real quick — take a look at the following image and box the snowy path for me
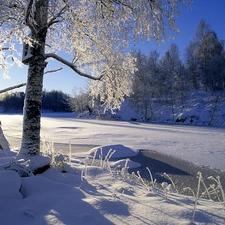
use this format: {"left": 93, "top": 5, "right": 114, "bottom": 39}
{"left": 1, "top": 113, "right": 225, "bottom": 171}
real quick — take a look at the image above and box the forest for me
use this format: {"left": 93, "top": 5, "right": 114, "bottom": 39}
{"left": 129, "top": 19, "right": 225, "bottom": 121}
{"left": 1, "top": 20, "right": 224, "bottom": 118}
{"left": 0, "top": 90, "right": 71, "bottom": 112}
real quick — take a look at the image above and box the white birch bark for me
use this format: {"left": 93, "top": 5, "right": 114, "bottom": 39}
{"left": 19, "top": 0, "right": 49, "bottom": 156}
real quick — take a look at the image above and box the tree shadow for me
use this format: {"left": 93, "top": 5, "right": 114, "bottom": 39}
{"left": 2, "top": 175, "right": 130, "bottom": 225}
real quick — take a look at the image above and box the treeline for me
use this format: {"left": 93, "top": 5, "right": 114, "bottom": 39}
{"left": 0, "top": 90, "right": 71, "bottom": 112}
{"left": 131, "top": 19, "right": 225, "bottom": 120}
{"left": 1, "top": 19, "right": 224, "bottom": 119}
{"left": 66, "top": 19, "right": 225, "bottom": 120}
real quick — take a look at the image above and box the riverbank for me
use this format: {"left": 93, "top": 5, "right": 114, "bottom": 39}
{"left": 129, "top": 150, "right": 225, "bottom": 201}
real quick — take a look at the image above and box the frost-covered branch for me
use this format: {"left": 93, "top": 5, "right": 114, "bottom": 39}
{"left": 45, "top": 53, "right": 104, "bottom": 81}
{"left": 0, "top": 83, "right": 26, "bottom": 94}
{"left": 44, "top": 5, "right": 67, "bottom": 30}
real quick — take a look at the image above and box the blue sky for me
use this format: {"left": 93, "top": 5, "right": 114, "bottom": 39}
{"left": 1, "top": 0, "right": 225, "bottom": 95}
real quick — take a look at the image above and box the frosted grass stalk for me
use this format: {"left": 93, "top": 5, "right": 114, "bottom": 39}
{"left": 200, "top": 176, "right": 211, "bottom": 200}
{"left": 163, "top": 172, "right": 178, "bottom": 193}
{"left": 136, "top": 171, "right": 151, "bottom": 192}
{"left": 146, "top": 167, "right": 155, "bottom": 189}
{"left": 208, "top": 176, "right": 225, "bottom": 202}
{"left": 192, "top": 171, "right": 202, "bottom": 222}
{"left": 91, "top": 150, "right": 97, "bottom": 166}
{"left": 103, "top": 149, "right": 115, "bottom": 168}
{"left": 99, "top": 148, "right": 103, "bottom": 168}
{"left": 217, "top": 177, "right": 225, "bottom": 202}
{"left": 69, "top": 141, "right": 72, "bottom": 164}
{"left": 183, "top": 187, "right": 195, "bottom": 197}
{"left": 51, "top": 142, "right": 55, "bottom": 164}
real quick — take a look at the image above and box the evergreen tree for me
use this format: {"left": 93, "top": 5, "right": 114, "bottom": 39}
{"left": 197, "top": 31, "right": 225, "bottom": 90}
{"left": 185, "top": 19, "right": 225, "bottom": 91}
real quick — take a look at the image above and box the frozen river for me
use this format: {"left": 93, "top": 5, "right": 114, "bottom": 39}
{"left": 1, "top": 113, "right": 225, "bottom": 171}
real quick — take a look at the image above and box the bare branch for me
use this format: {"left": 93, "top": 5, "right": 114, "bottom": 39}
{"left": 24, "top": 0, "right": 38, "bottom": 34}
{"left": 24, "top": 0, "right": 34, "bottom": 25}
{"left": 44, "top": 67, "right": 63, "bottom": 74}
{"left": 0, "top": 83, "right": 26, "bottom": 94}
{"left": 0, "top": 48, "right": 9, "bottom": 51}
{"left": 38, "top": 5, "right": 67, "bottom": 35}
{"left": 45, "top": 53, "right": 104, "bottom": 81}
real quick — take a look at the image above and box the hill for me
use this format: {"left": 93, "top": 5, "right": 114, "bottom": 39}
{"left": 103, "top": 90, "right": 225, "bottom": 127}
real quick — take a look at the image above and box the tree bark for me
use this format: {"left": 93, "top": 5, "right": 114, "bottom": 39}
{"left": 19, "top": 57, "right": 47, "bottom": 156}
{"left": 19, "top": 0, "right": 48, "bottom": 157}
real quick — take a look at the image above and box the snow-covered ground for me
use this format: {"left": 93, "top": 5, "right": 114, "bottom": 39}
{"left": 115, "top": 90, "right": 225, "bottom": 127}
{"left": 0, "top": 113, "right": 225, "bottom": 224}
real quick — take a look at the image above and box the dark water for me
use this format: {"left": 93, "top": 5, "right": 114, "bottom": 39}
{"left": 128, "top": 150, "right": 225, "bottom": 201}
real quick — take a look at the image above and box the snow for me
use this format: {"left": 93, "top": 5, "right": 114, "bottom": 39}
{"left": 109, "top": 158, "right": 141, "bottom": 169}
{"left": 29, "top": 155, "right": 51, "bottom": 171}
{"left": 2, "top": 113, "right": 225, "bottom": 171}
{"left": 0, "top": 160, "right": 224, "bottom": 224}
{"left": 85, "top": 144, "right": 138, "bottom": 159}
{"left": 116, "top": 91, "right": 225, "bottom": 127}
{"left": 0, "top": 170, "right": 22, "bottom": 199}
{"left": 0, "top": 110, "right": 225, "bottom": 224}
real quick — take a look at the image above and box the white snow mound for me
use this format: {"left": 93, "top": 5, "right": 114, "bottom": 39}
{"left": 87, "top": 144, "right": 138, "bottom": 159}
{"left": 29, "top": 155, "right": 51, "bottom": 171}
{"left": 110, "top": 159, "right": 141, "bottom": 169}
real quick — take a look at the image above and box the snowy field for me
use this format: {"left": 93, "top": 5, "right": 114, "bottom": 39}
{"left": 0, "top": 113, "right": 225, "bottom": 224}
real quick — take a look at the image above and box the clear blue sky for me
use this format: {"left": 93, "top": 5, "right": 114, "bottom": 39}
{"left": 1, "top": 0, "right": 225, "bottom": 95}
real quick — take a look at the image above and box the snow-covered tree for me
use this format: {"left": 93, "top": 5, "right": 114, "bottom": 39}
{"left": 197, "top": 31, "right": 225, "bottom": 91}
{"left": 194, "top": 19, "right": 212, "bottom": 44}
{"left": 0, "top": 0, "right": 192, "bottom": 156}
{"left": 159, "top": 44, "right": 186, "bottom": 118}
{"left": 185, "top": 19, "right": 225, "bottom": 91}
{"left": 159, "top": 44, "right": 181, "bottom": 96}
{"left": 185, "top": 40, "right": 201, "bottom": 89}
{"left": 69, "top": 87, "right": 92, "bottom": 113}
{"left": 132, "top": 50, "right": 160, "bottom": 121}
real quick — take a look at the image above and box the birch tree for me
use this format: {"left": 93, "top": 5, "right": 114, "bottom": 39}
{"left": 0, "top": 0, "right": 192, "bottom": 157}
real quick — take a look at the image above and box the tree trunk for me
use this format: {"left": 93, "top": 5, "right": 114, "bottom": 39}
{"left": 18, "top": 0, "right": 48, "bottom": 157}
{"left": 19, "top": 57, "right": 47, "bottom": 156}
